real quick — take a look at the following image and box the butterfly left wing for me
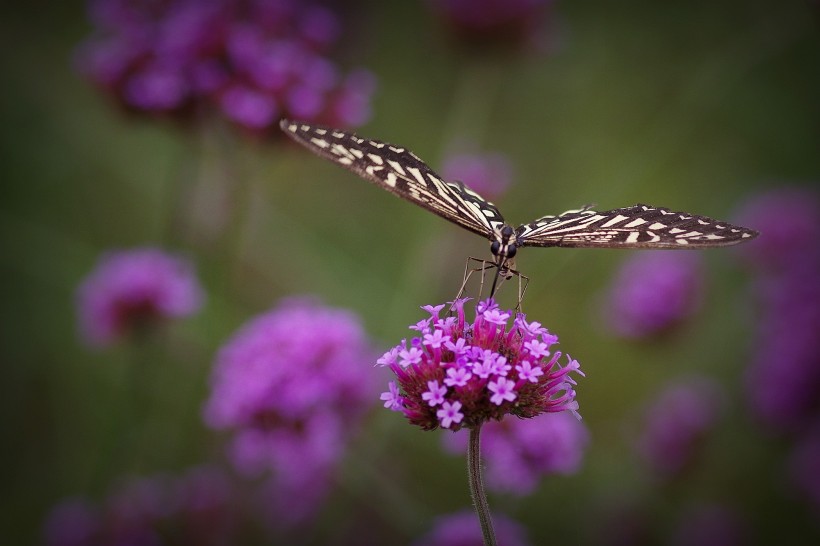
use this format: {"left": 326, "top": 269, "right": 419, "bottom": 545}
{"left": 280, "top": 120, "right": 505, "bottom": 239}
{"left": 516, "top": 204, "right": 758, "bottom": 248}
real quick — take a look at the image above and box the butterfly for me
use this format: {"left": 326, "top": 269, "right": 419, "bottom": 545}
{"left": 280, "top": 119, "right": 758, "bottom": 277}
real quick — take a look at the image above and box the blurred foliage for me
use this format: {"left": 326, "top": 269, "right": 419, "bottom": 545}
{"left": 1, "top": 0, "right": 818, "bottom": 544}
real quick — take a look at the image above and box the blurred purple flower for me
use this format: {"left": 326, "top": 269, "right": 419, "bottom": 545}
{"left": 75, "top": 0, "right": 377, "bottom": 133}
{"left": 44, "top": 467, "right": 236, "bottom": 546}
{"left": 744, "top": 266, "right": 820, "bottom": 430}
{"left": 412, "top": 509, "right": 531, "bottom": 546}
{"left": 602, "top": 251, "right": 704, "bottom": 339}
{"left": 76, "top": 247, "right": 204, "bottom": 348}
{"left": 442, "top": 411, "right": 588, "bottom": 495}
{"left": 203, "top": 297, "right": 377, "bottom": 527}
{"left": 379, "top": 298, "right": 583, "bottom": 431}
{"left": 733, "top": 187, "right": 820, "bottom": 272}
{"left": 636, "top": 377, "right": 723, "bottom": 479}
{"left": 735, "top": 187, "right": 820, "bottom": 431}
{"left": 441, "top": 150, "right": 514, "bottom": 200}
{"left": 428, "top": 0, "right": 555, "bottom": 52}
{"left": 669, "top": 503, "right": 750, "bottom": 546}
{"left": 788, "top": 424, "right": 820, "bottom": 515}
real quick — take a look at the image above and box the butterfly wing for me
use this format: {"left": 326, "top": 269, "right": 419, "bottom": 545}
{"left": 516, "top": 204, "right": 758, "bottom": 248}
{"left": 280, "top": 120, "right": 505, "bottom": 238}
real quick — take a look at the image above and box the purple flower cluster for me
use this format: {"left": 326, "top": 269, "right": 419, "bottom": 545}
{"left": 442, "top": 411, "right": 588, "bottom": 495}
{"left": 636, "top": 377, "right": 723, "bottom": 479}
{"left": 76, "top": 247, "right": 204, "bottom": 347}
{"left": 379, "top": 298, "right": 583, "bottom": 431}
{"left": 441, "top": 150, "right": 514, "bottom": 200}
{"left": 44, "top": 466, "right": 235, "bottom": 546}
{"left": 412, "top": 509, "right": 531, "bottom": 546}
{"left": 76, "top": 0, "right": 376, "bottom": 133}
{"left": 732, "top": 188, "right": 820, "bottom": 431}
{"left": 602, "top": 251, "right": 703, "bottom": 339}
{"left": 428, "top": 0, "right": 555, "bottom": 52}
{"left": 203, "top": 297, "right": 377, "bottom": 526}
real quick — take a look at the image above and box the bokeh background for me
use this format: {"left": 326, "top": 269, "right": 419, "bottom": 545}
{"left": 2, "top": 0, "right": 819, "bottom": 544}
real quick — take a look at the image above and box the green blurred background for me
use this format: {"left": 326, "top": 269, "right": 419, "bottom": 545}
{"left": 1, "top": 0, "right": 818, "bottom": 544}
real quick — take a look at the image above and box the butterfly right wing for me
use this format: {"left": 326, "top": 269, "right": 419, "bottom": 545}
{"left": 280, "top": 120, "right": 505, "bottom": 238}
{"left": 516, "top": 204, "right": 759, "bottom": 248}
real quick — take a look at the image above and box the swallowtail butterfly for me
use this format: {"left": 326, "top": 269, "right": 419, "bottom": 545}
{"left": 280, "top": 120, "right": 758, "bottom": 274}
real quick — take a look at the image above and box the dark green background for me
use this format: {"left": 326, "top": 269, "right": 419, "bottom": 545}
{"left": 1, "top": 1, "right": 818, "bottom": 544}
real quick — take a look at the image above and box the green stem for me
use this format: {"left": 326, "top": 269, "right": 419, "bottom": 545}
{"left": 468, "top": 424, "right": 497, "bottom": 546}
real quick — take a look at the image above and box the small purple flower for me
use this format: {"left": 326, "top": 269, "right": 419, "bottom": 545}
{"left": 380, "top": 298, "right": 583, "bottom": 431}
{"left": 422, "top": 303, "right": 447, "bottom": 318}
{"left": 523, "top": 338, "right": 551, "bottom": 359}
{"left": 488, "top": 377, "right": 517, "bottom": 405}
{"left": 399, "top": 346, "right": 424, "bottom": 368}
{"left": 437, "top": 401, "right": 465, "bottom": 429}
{"left": 203, "top": 297, "right": 377, "bottom": 526}
{"left": 601, "top": 251, "right": 704, "bottom": 339}
{"left": 376, "top": 345, "right": 401, "bottom": 367}
{"left": 411, "top": 318, "right": 433, "bottom": 333}
{"left": 412, "top": 509, "right": 531, "bottom": 546}
{"left": 76, "top": 247, "right": 204, "bottom": 348}
{"left": 515, "top": 360, "right": 543, "bottom": 383}
{"left": 424, "top": 329, "right": 451, "bottom": 349}
{"left": 441, "top": 150, "right": 515, "bottom": 200}
{"left": 444, "top": 366, "right": 472, "bottom": 387}
{"left": 442, "top": 412, "right": 589, "bottom": 495}
{"left": 381, "top": 381, "right": 403, "bottom": 410}
{"left": 423, "top": 380, "right": 448, "bottom": 407}
{"left": 482, "top": 307, "right": 511, "bottom": 325}
{"left": 636, "top": 377, "right": 722, "bottom": 479}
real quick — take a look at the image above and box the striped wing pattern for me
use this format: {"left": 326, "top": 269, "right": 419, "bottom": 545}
{"left": 516, "top": 204, "right": 758, "bottom": 248}
{"left": 280, "top": 120, "right": 758, "bottom": 254}
{"left": 280, "top": 120, "right": 505, "bottom": 238}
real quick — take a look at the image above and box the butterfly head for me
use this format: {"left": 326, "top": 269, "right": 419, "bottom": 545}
{"left": 491, "top": 225, "right": 518, "bottom": 270}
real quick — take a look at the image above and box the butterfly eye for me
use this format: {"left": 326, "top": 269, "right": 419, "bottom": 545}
{"left": 506, "top": 245, "right": 517, "bottom": 258}
{"left": 490, "top": 241, "right": 501, "bottom": 255}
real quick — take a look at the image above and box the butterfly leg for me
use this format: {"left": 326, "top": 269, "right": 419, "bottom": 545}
{"left": 451, "top": 257, "right": 496, "bottom": 309}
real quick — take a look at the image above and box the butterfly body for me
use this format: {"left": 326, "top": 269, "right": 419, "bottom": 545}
{"left": 280, "top": 119, "right": 758, "bottom": 272}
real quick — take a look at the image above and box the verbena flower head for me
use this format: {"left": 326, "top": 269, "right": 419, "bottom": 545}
{"left": 602, "top": 251, "right": 703, "bottom": 339}
{"left": 43, "top": 467, "right": 236, "bottom": 546}
{"left": 636, "top": 377, "right": 722, "bottom": 479}
{"left": 76, "top": 247, "right": 204, "bottom": 347}
{"left": 75, "top": 0, "right": 377, "bottom": 134}
{"left": 379, "top": 298, "right": 583, "bottom": 431}
{"left": 441, "top": 150, "right": 514, "bottom": 200}
{"left": 412, "top": 509, "right": 531, "bottom": 546}
{"left": 442, "top": 411, "right": 588, "bottom": 495}
{"left": 203, "top": 297, "right": 377, "bottom": 525}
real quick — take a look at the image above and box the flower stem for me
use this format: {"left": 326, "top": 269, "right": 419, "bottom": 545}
{"left": 468, "top": 424, "right": 497, "bottom": 546}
